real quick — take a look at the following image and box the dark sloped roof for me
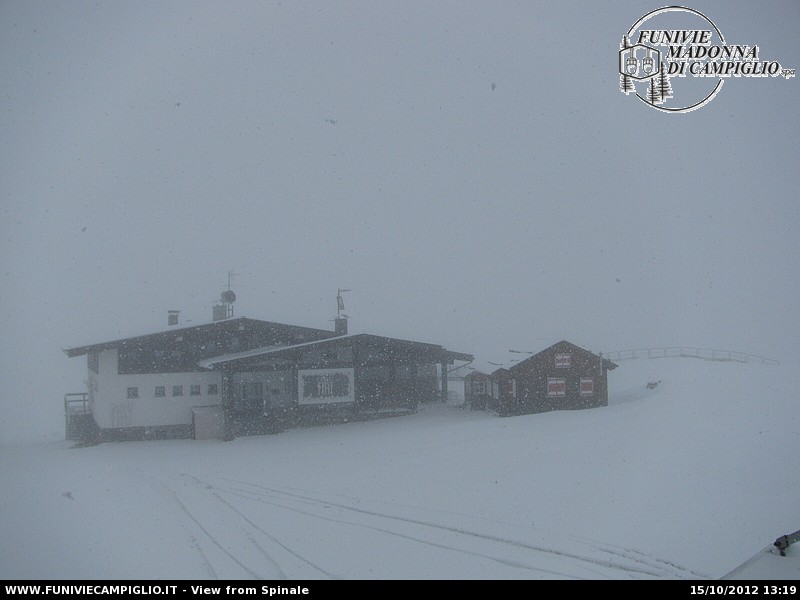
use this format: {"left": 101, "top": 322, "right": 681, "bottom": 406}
{"left": 63, "top": 316, "right": 337, "bottom": 358}
{"left": 200, "top": 333, "right": 473, "bottom": 370}
{"left": 508, "top": 340, "right": 618, "bottom": 373}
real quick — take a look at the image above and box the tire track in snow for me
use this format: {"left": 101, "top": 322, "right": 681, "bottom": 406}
{"left": 128, "top": 468, "right": 220, "bottom": 579}
{"left": 212, "top": 476, "right": 678, "bottom": 578}
{"left": 587, "top": 543, "right": 707, "bottom": 579}
{"left": 220, "top": 487, "right": 582, "bottom": 579}
{"left": 190, "top": 534, "right": 220, "bottom": 579}
{"left": 212, "top": 492, "right": 338, "bottom": 580}
{"left": 267, "top": 480, "right": 699, "bottom": 578}
{"left": 132, "top": 469, "right": 286, "bottom": 580}
{"left": 175, "top": 473, "right": 295, "bottom": 579}
{"left": 148, "top": 476, "right": 264, "bottom": 579}
{"left": 220, "top": 490, "right": 570, "bottom": 577}
{"left": 177, "top": 473, "right": 335, "bottom": 579}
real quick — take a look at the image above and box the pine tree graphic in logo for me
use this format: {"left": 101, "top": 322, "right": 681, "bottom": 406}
{"left": 656, "top": 63, "right": 673, "bottom": 103}
{"left": 619, "top": 36, "right": 636, "bottom": 95}
{"left": 618, "top": 35, "right": 670, "bottom": 105}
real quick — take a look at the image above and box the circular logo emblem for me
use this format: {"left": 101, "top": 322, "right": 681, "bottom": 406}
{"left": 619, "top": 6, "right": 793, "bottom": 114}
{"left": 620, "top": 6, "right": 725, "bottom": 113}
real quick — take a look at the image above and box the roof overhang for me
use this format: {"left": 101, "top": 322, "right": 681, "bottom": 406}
{"left": 200, "top": 333, "right": 473, "bottom": 370}
{"left": 508, "top": 340, "right": 618, "bottom": 373}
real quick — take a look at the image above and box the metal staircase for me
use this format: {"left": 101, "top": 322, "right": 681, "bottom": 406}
{"left": 64, "top": 393, "right": 92, "bottom": 441}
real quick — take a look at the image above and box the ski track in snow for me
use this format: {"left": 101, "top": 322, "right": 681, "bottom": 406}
{"left": 133, "top": 469, "right": 280, "bottom": 580}
{"left": 220, "top": 486, "right": 581, "bottom": 579}
{"left": 124, "top": 443, "right": 709, "bottom": 580}
{"left": 221, "top": 477, "right": 708, "bottom": 579}
{"left": 189, "top": 534, "right": 220, "bottom": 580}
{"left": 586, "top": 543, "right": 707, "bottom": 579}
{"left": 211, "top": 491, "right": 339, "bottom": 580}
{"left": 202, "top": 475, "right": 699, "bottom": 579}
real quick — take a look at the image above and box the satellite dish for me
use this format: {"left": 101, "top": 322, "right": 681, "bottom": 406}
{"left": 221, "top": 290, "right": 236, "bottom": 304}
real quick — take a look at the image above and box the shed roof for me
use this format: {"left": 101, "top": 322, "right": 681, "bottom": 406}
{"left": 508, "top": 340, "right": 618, "bottom": 373}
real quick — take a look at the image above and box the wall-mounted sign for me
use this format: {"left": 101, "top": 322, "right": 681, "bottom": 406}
{"left": 555, "top": 353, "right": 571, "bottom": 368}
{"left": 298, "top": 368, "right": 355, "bottom": 404}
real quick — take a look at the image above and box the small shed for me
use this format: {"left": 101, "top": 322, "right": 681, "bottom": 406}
{"left": 506, "top": 341, "right": 617, "bottom": 415}
{"left": 488, "top": 367, "right": 517, "bottom": 415}
{"left": 464, "top": 371, "right": 492, "bottom": 411}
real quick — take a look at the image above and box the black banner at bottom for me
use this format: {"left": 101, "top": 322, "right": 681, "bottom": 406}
{"left": 2, "top": 581, "right": 799, "bottom": 597}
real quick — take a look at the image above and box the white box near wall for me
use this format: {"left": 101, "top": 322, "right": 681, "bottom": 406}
{"left": 192, "top": 405, "right": 224, "bottom": 440}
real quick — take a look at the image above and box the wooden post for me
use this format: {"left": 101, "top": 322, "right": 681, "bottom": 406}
{"left": 222, "top": 365, "right": 236, "bottom": 441}
{"left": 351, "top": 345, "right": 359, "bottom": 408}
{"left": 440, "top": 361, "right": 448, "bottom": 402}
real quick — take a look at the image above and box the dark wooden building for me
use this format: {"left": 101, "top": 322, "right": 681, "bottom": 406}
{"left": 501, "top": 341, "right": 617, "bottom": 415}
{"left": 487, "top": 367, "right": 516, "bottom": 414}
{"left": 201, "top": 332, "right": 472, "bottom": 437}
{"left": 464, "top": 371, "right": 492, "bottom": 410}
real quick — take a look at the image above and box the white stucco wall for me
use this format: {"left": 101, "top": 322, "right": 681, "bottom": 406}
{"left": 88, "top": 349, "right": 222, "bottom": 429}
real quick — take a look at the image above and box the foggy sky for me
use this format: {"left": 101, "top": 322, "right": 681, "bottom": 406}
{"left": 1, "top": 1, "right": 798, "bottom": 441}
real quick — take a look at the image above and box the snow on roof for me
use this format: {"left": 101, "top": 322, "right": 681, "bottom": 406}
{"left": 198, "top": 334, "right": 360, "bottom": 369}
{"left": 199, "top": 333, "right": 473, "bottom": 368}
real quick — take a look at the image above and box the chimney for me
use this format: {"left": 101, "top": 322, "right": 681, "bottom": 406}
{"left": 334, "top": 317, "right": 348, "bottom": 336}
{"left": 168, "top": 310, "right": 180, "bottom": 326}
{"left": 212, "top": 304, "right": 227, "bottom": 321}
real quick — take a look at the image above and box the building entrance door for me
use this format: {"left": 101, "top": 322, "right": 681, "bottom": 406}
{"left": 236, "top": 381, "right": 263, "bottom": 417}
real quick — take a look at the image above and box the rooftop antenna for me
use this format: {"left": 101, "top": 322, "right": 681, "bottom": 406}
{"left": 337, "top": 288, "right": 351, "bottom": 318}
{"left": 223, "top": 270, "right": 238, "bottom": 317}
{"left": 334, "top": 288, "right": 351, "bottom": 335}
{"left": 212, "top": 270, "right": 238, "bottom": 320}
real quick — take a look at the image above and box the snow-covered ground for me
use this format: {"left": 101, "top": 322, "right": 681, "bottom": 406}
{"left": 1, "top": 358, "right": 798, "bottom": 580}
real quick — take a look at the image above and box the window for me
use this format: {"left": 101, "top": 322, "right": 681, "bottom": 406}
{"left": 126, "top": 387, "right": 139, "bottom": 399}
{"left": 580, "top": 377, "right": 594, "bottom": 396}
{"left": 88, "top": 352, "right": 99, "bottom": 374}
{"left": 190, "top": 384, "right": 201, "bottom": 396}
{"left": 547, "top": 378, "right": 566, "bottom": 397}
{"left": 155, "top": 386, "right": 166, "bottom": 397}
{"left": 555, "top": 353, "right": 571, "bottom": 368}
{"left": 472, "top": 379, "right": 486, "bottom": 394}
{"left": 172, "top": 385, "right": 183, "bottom": 397}
{"left": 207, "top": 384, "right": 219, "bottom": 395}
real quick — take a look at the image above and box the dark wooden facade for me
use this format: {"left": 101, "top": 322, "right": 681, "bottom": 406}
{"left": 488, "top": 367, "right": 516, "bottom": 415}
{"left": 504, "top": 341, "right": 617, "bottom": 415}
{"left": 464, "top": 371, "right": 491, "bottom": 410}
{"left": 203, "top": 333, "right": 472, "bottom": 437}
